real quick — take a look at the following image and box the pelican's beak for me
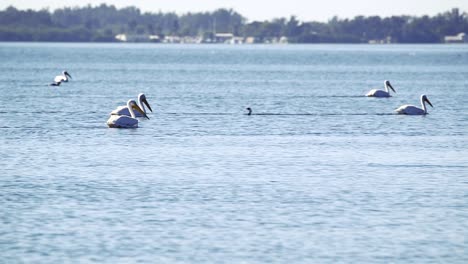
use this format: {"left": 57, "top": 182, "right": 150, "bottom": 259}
{"left": 425, "top": 98, "right": 433, "bottom": 108}
{"left": 143, "top": 98, "right": 153, "bottom": 112}
{"left": 133, "top": 104, "right": 150, "bottom": 119}
{"left": 65, "top": 72, "right": 72, "bottom": 79}
{"left": 388, "top": 82, "right": 396, "bottom": 93}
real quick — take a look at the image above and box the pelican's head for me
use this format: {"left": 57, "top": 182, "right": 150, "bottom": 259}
{"left": 385, "top": 80, "right": 396, "bottom": 93}
{"left": 129, "top": 100, "right": 150, "bottom": 119}
{"left": 246, "top": 107, "right": 252, "bottom": 116}
{"left": 421, "top": 94, "right": 433, "bottom": 108}
{"left": 138, "top": 93, "right": 153, "bottom": 112}
{"left": 63, "top": 71, "right": 72, "bottom": 79}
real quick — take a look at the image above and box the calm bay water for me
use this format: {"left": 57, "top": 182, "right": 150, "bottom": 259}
{"left": 0, "top": 43, "right": 467, "bottom": 263}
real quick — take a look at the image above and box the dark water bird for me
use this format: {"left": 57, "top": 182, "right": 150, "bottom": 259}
{"left": 246, "top": 107, "right": 252, "bottom": 115}
{"left": 366, "top": 80, "right": 396, "bottom": 97}
{"left": 54, "top": 71, "right": 72, "bottom": 83}
{"left": 111, "top": 93, "right": 153, "bottom": 117}
{"left": 49, "top": 81, "right": 61, "bottom": 86}
{"left": 395, "top": 94, "right": 433, "bottom": 115}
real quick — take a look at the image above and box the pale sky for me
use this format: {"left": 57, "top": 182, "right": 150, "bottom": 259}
{"left": 1, "top": 0, "right": 467, "bottom": 22}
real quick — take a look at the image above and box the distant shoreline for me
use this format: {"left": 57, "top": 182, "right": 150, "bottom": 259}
{"left": 1, "top": 6, "right": 467, "bottom": 44}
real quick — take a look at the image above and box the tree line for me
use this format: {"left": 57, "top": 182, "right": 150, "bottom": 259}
{"left": 0, "top": 4, "right": 466, "bottom": 43}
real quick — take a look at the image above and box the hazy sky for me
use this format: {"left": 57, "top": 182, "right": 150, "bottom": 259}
{"left": 1, "top": 0, "right": 467, "bottom": 22}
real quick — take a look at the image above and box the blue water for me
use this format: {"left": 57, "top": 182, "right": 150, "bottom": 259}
{"left": 1, "top": 43, "right": 467, "bottom": 263}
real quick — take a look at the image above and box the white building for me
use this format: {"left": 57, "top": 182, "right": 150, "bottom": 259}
{"left": 214, "top": 33, "right": 234, "bottom": 43}
{"left": 115, "top": 34, "right": 161, "bottom": 42}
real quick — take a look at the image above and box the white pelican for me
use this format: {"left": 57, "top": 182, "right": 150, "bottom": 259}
{"left": 395, "top": 94, "right": 433, "bottom": 115}
{"left": 111, "top": 93, "right": 153, "bottom": 117}
{"left": 366, "top": 80, "right": 396, "bottom": 97}
{"left": 107, "top": 100, "right": 149, "bottom": 128}
{"left": 54, "top": 71, "right": 72, "bottom": 83}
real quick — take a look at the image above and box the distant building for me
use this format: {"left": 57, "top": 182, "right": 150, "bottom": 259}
{"left": 163, "top": 36, "right": 181, "bottom": 43}
{"left": 115, "top": 34, "right": 127, "bottom": 42}
{"left": 244, "top": 37, "right": 257, "bottom": 44}
{"left": 162, "top": 36, "right": 202, "bottom": 44}
{"left": 115, "top": 34, "right": 160, "bottom": 42}
{"left": 214, "top": 33, "right": 234, "bottom": 43}
{"left": 368, "top": 36, "right": 392, "bottom": 44}
{"left": 208, "top": 33, "right": 246, "bottom": 44}
{"left": 279, "top": 36, "right": 289, "bottom": 44}
{"left": 229, "top": 36, "right": 244, "bottom": 44}
{"left": 444, "top": 33, "right": 467, "bottom": 43}
{"left": 262, "top": 36, "right": 289, "bottom": 44}
{"left": 182, "top": 36, "right": 203, "bottom": 44}
{"left": 149, "top": 35, "right": 160, "bottom": 43}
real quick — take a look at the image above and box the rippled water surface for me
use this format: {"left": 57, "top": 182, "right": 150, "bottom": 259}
{"left": 1, "top": 43, "right": 467, "bottom": 263}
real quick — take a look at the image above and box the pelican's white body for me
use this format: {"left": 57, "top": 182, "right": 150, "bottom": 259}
{"left": 366, "top": 81, "right": 395, "bottom": 97}
{"left": 106, "top": 115, "right": 139, "bottom": 128}
{"left": 54, "top": 71, "right": 70, "bottom": 83}
{"left": 111, "top": 93, "right": 148, "bottom": 117}
{"left": 395, "top": 95, "right": 432, "bottom": 115}
{"left": 395, "top": 105, "right": 426, "bottom": 115}
{"left": 366, "top": 89, "right": 391, "bottom": 97}
{"left": 107, "top": 100, "right": 140, "bottom": 128}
